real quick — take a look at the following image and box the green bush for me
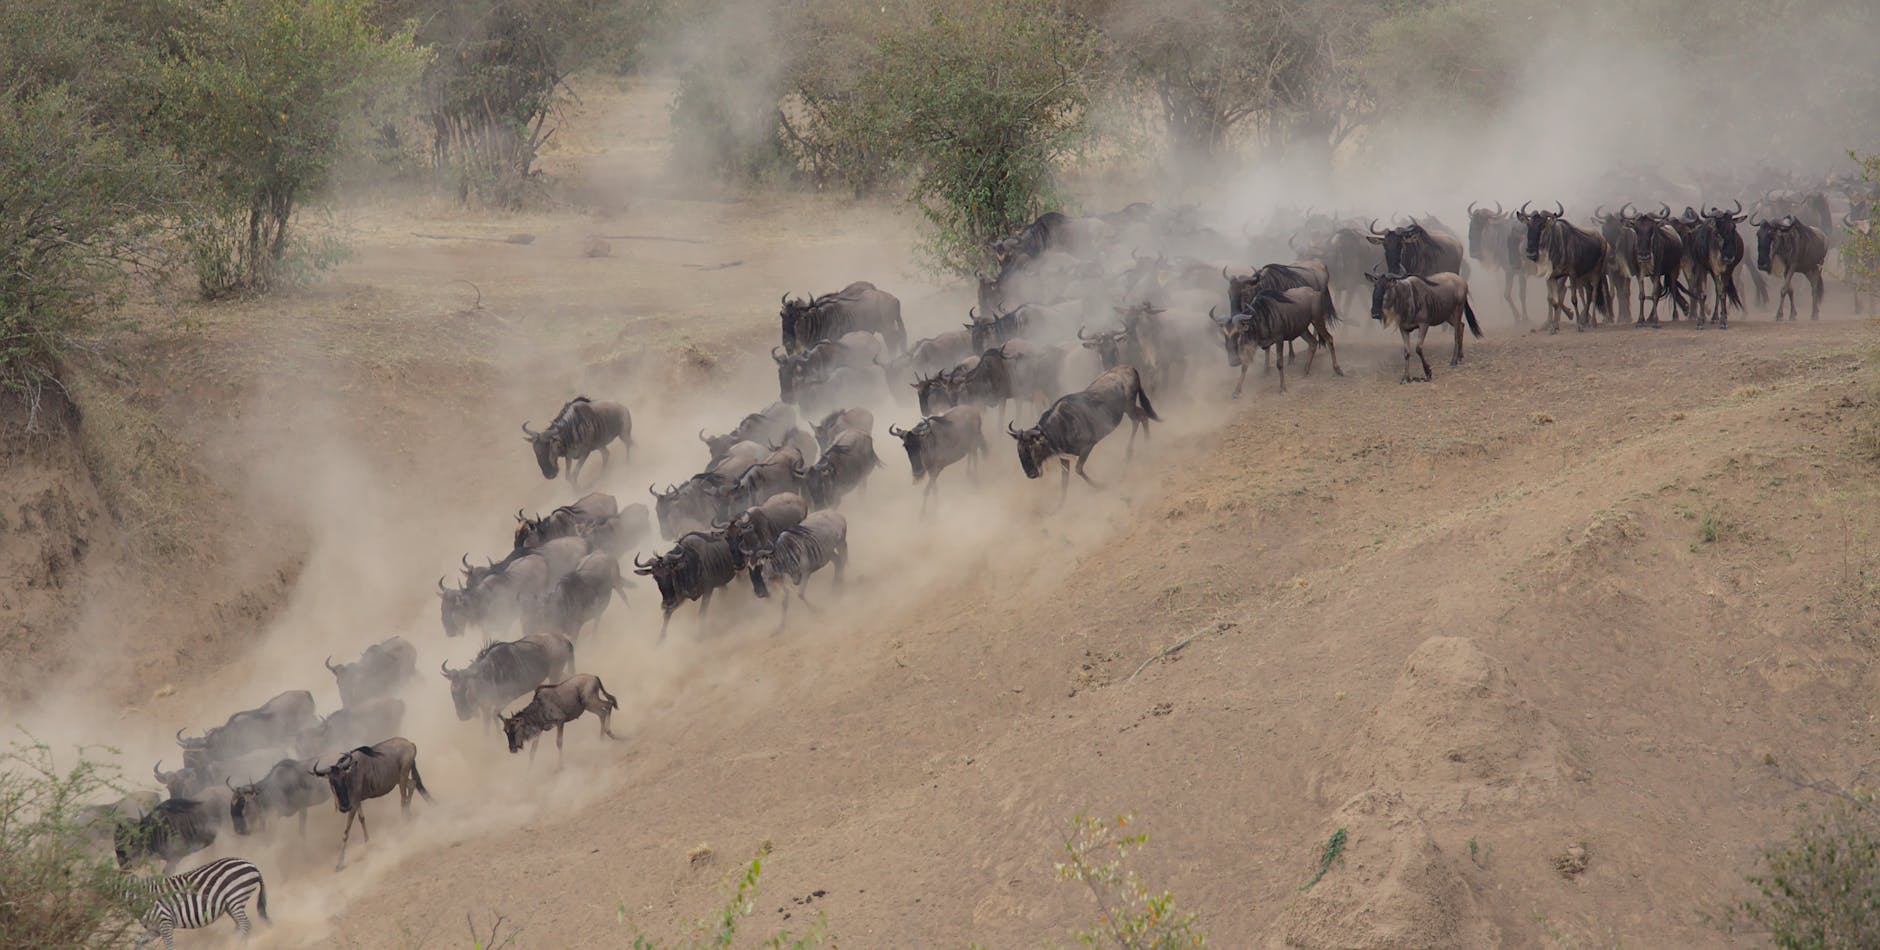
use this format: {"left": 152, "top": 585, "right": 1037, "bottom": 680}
{"left": 158, "top": 0, "right": 426, "bottom": 297}
{"left": 1730, "top": 801, "right": 1880, "bottom": 949}
{"left": 1056, "top": 813, "right": 1208, "bottom": 949}
{"left": 624, "top": 853, "right": 830, "bottom": 949}
{"left": 0, "top": 741, "right": 145, "bottom": 946}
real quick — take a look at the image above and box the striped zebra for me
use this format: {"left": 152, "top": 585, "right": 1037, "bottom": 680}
{"left": 128, "top": 857, "right": 268, "bottom": 949}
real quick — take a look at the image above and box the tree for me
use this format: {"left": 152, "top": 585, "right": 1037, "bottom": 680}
{"left": 159, "top": 0, "right": 426, "bottom": 296}
{"left": 0, "top": 742, "right": 146, "bottom": 946}
{"left": 840, "top": 0, "right": 1101, "bottom": 275}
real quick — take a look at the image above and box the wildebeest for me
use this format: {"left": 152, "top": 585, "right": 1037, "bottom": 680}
{"left": 229, "top": 756, "right": 331, "bottom": 837}
{"left": 1298, "top": 225, "right": 1386, "bottom": 317}
{"left": 439, "top": 537, "right": 588, "bottom": 640}
{"left": 1754, "top": 214, "right": 1828, "bottom": 321}
{"left": 1517, "top": 202, "right": 1612, "bottom": 332}
{"left": 912, "top": 369, "right": 959, "bottom": 416}
{"left": 779, "top": 282, "right": 905, "bottom": 355}
{"left": 440, "top": 637, "right": 557, "bottom": 726}
{"left": 723, "top": 444, "right": 806, "bottom": 511}
{"left": 774, "top": 331, "right": 887, "bottom": 402}
{"left": 891, "top": 405, "right": 986, "bottom": 512}
{"left": 309, "top": 737, "right": 431, "bottom": 870}
{"left": 812, "top": 408, "right": 873, "bottom": 452}
{"left": 325, "top": 637, "right": 417, "bottom": 709}
{"left": 514, "top": 491, "right": 618, "bottom": 550}
{"left": 116, "top": 796, "right": 226, "bottom": 873}
{"left": 721, "top": 492, "right": 809, "bottom": 565}
{"left": 175, "top": 690, "right": 318, "bottom": 773}
{"left": 798, "top": 428, "right": 882, "bottom": 509}
{"left": 701, "top": 403, "right": 799, "bottom": 465}
{"left": 522, "top": 552, "right": 630, "bottom": 640}
{"left": 1594, "top": 206, "right": 1638, "bottom": 323}
{"left": 1627, "top": 211, "right": 1690, "bottom": 325}
{"left": 78, "top": 791, "right": 161, "bottom": 852}
{"left": 1365, "top": 271, "right": 1483, "bottom": 382}
{"left": 889, "top": 331, "right": 976, "bottom": 382}
{"left": 989, "top": 211, "right": 1095, "bottom": 276}
{"left": 521, "top": 397, "right": 631, "bottom": 487}
{"left": 1466, "top": 201, "right": 1532, "bottom": 322}
{"left": 500, "top": 674, "right": 621, "bottom": 765}
{"left": 747, "top": 511, "right": 849, "bottom": 626}
{"left": 792, "top": 364, "right": 890, "bottom": 417}
{"left": 296, "top": 696, "right": 407, "bottom": 759}
{"left": 1215, "top": 287, "right": 1342, "bottom": 397}
{"left": 1695, "top": 202, "right": 1750, "bottom": 328}
{"left": 581, "top": 503, "right": 652, "bottom": 558}
{"left": 1008, "top": 366, "right": 1159, "bottom": 501}
{"left": 1367, "top": 218, "right": 1467, "bottom": 278}
{"left": 633, "top": 530, "right": 741, "bottom": 640}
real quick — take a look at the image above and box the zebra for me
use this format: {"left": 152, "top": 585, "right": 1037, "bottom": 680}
{"left": 128, "top": 857, "right": 268, "bottom": 949}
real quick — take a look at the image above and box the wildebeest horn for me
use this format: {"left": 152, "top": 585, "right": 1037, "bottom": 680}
{"left": 1494, "top": 201, "right": 1503, "bottom": 216}
{"left": 440, "top": 660, "right": 455, "bottom": 676}
{"left": 888, "top": 424, "right": 906, "bottom": 437}
{"left": 1367, "top": 218, "right": 1383, "bottom": 236}
{"left": 1467, "top": 200, "right": 1478, "bottom": 216}
{"left": 1749, "top": 212, "right": 1763, "bottom": 226}
{"left": 1620, "top": 202, "right": 1636, "bottom": 220}
{"left": 1006, "top": 422, "right": 1020, "bottom": 437}
{"left": 437, "top": 576, "right": 448, "bottom": 594}
{"left": 1209, "top": 306, "right": 1225, "bottom": 326}
{"left": 1553, "top": 200, "right": 1564, "bottom": 217}
{"left": 153, "top": 760, "right": 168, "bottom": 781}
{"left": 780, "top": 293, "right": 789, "bottom": 308}
{"left": 226, "top": 776, "right": 237, "bottom": 792}
{"left": 1732, "top": 198, "right": 1743, "bottom": 216}
{"left": 771, "top": 346, "right": 786, "bottom": 362}
{"left": 968, "top": 306, "right": 978, "bottom": 321}
{"left": 325, "top": 655, "right": 337, "bottom": 673}
{"left": 1077, "top": 325, "right": 1091, "bottom": 340}
{"left": 1518, "top": 201, "right": 1531, "bottom": 216}
{"left": 632, "top": 553, "right": 652, "bottom": 568}
{"left": 1593, "top": 204, "right": 1606, "bottom": 222}
{"left": 309, "top": 762, "right": 328, "bottom": 777}
{"left": 1659, "top": 202, "right": 1672, "bottom": 218}
{"left": 461, "top": 553, "right": 473, "bottom": 572}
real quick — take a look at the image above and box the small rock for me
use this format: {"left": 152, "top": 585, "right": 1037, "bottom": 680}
{"left": 1552, "top": 842, "right": 1589, "bottom": 878}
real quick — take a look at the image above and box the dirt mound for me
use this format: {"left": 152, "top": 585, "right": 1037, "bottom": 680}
{"left": 1314, "top": 636, "right": 1580, "bottom": 817}
{"left": 1273, "top": 789, "right": 1499, "bottom": 949}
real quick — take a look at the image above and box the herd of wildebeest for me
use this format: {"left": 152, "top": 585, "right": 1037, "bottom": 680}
{"left": 86, "top": 170, "right": 1879, "bottom": 943}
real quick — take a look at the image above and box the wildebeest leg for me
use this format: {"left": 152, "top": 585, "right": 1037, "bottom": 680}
{"left": 1808, "top": 269, "right": 1823, "bottom": 319}
{"left": 1777, "top": 270, "right": 1792, "bottom": 320}
{"left": 593, "top": 444, "right": 611, "bottom": 483}
{"left": 1232, "top": 358, "right": 1250, "bottom": 399}
{"left": 555, "top": 723, "right": 565, "bottom": 768}
{"left": 1056, "top": 459, "right": 1070, "bottom": 506}
{"left": 1073, "top": 452, "right": 1101, "bottom": 488}
{"left": 1302, "top": 332, "right": 1319, "bottom": 377}
{"left": 1451, "top": 317, "right": 1464, "bottom": 366}
{"left": 527, "top": 736, "right": 539, "bottom": 764}
{"left": 335, "top": 809, "right": 358, "bottom": 870}
{"left": 658, "top": 607, "right": 674, "bottom": 642}
{"left": 1322, "top": 327, "right": 1343, "bottom": 377}
{"left": 299, "top": 808, "right": 307, "bottom": 838}
{"left": 1413, "top": 326, "right": 1432, "bottom": 381}
{"left": 1274, "top": 339, "right": 1287, "bottom": 394}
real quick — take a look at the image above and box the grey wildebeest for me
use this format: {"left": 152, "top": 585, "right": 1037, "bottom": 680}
{"left": 228, "top": 756, "right": 331, "bottom": 837}
{"left": 700, "top": 403, "right": 799, "bottom": 465}
{"left": 1626, "top": 211, "right": 1689, "bottom": 325}
{"left": 888, "top": 331, "right": 976, "bottom": 384}
{"left": 799, "top": 428, "right": 882, "bottom": 509}
{"left": 440, "top": 536, "right": 588, "bottom": 640}
{"left": 891, "top": 405, "right": 986, "bottom": 512}
{"left": 325, "top": 637, "right": 417, "bottom": 709}
{"left": 1365, "top": 271, "right": 1484, "bottom": 382}
{"left": 296, "top": 696, "right": 407, "bottom": 759}
{"left": 779, "top": 282, "right": 906, "bottom": 355}
{"left": 1298, "top": 224, "right": 1386, "bottom": 318}
{"left": 633, "top": 530, "right": 741, "bottom": 640}
{"left": 1214, "top": 287, "right": 1342, "bottom": 397}
{"left": 774, "top": 331, "right": 887, "bottom": 403}
{"left": 1594, "top": 206, "right": 1638, "bottom": 324}
{"left": 722, "top": 444, "right": 806, "bottom": 512}
{"left": 1517, "top": 202, "right": 1612, "bottom": 332}
{"left": 514, "top": 491, "right": 618, "bottom": 550}
{"left": 1008, "top": 366, "right": 1159, "bottom": 502}
{"left": 522, "top": 552, "right": 631, "bottom": 640}
{"left": 721, "top": 492, "right": 809, "bottom": 567}
{"left": 1754, "top": 214, "right": 1828, "bottom": 320}
{"left": 1367, "top": 218, "right": 1467, "bottom": 278}
{"left": 747, "top": 511, "right": 849, "bottom": 628}
{"left": 522, "top": 397, "right": 631, "bottom": 487}
{"left": 176, "top": 690, "right": 317, "bottom": 775}
{"left": 500, "top": 674, "right": 622, "bottom": 765}
{"left": 440, "top": 637, "right": 557, "bottom": 727}
{"left": 581, "top": 503, "right": 652, "bottom": 558}
{"left": 912, "top": 369, "right": 958, "bottom": 416}
{"left": 1466, "top": 201, "right": 1532, "bottom": 322}
{"left": 310, "top": 737, "right": 432, "bottom": 870}
{"left": 812, "top": 408, "right": 873, "bottom": 452}
{"left": 116, "top": 797, "right": 226, "bottom": 873}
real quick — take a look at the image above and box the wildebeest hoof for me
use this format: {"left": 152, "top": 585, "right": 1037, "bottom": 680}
{"left": 1333, "top": 368, "right": 1345, "bottom": 376}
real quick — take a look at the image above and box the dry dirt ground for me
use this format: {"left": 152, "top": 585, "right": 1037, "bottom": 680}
{"left": 5, "top": 77, "right": 1880, "bottom": 948}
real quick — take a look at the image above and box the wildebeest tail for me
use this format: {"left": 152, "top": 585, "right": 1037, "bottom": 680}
{"left": 1666, "top": 273, "right": 1688, "bottom": 314}
{"left": 1463, "top": 294, "right": 1483, "bottom": 339}
{"left": 1593, "top": 270, "right": 1613, "bottom": 319}
{"left": 409, "top": 760, "right": 433, "bottom": 802}
{"left": 1133, "top": 372, "right": 1161, "bottom": 422}
{"left": 1322, "top": 289, "right": 1340, "bottom": 323}
{"left": 1721, "top": 268, "right": 1743, "bottom": 312}
{"left": 599, "top": 683, "right": 620, "bottom": 713}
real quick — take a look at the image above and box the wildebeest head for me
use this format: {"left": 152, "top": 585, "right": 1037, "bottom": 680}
{"left": 499, "top": 711, "right": 544, "bottom": 754}
{"left": 912, "top": 373, "right": 954, "bottom": 417}
{"left": 1363, "top": 269, "right": 1413, "bottom": 323}
{"left": 1006, "top": 422, "right": 1052, "bottom": 479}
{"left": 1752, "top": 214, "right": 1788, "bottom": 271}
{"left": 1515, "top": 201, "right": 1564, "bottom": 262}
{"left": 631, "top": 551, "right": 683, "bottom": 611}
{"left": 889, "top": 422, "right": 931, "bottom": 479}
{"left": 520, "top": 422, "right": 561, "bottom": 479}
{"left": 1466, "top": 202, "right": 1505, "bottom": 261}
{"left": 1365, "top": 219, "right": 1420, "bottom": 273}
{"left": 438, "top": 659, "right": 480, "bottom": 721}
{"left": 227, "top": 777, "right": 260, "bottom": 834}
{"left": 437, "top": 576, "right": 477, "bottom": 638}
{"left": 1706, "top": 200, "right": 1748, "bottom": 252}
{"left": 152, "top": 759, "right": 195, "bottom": 799}
{"left": 746, "top": 548, "right": 776, "bottom": 599}
{"left": 798, "top": 457, "right": 836, "bottom": 508}
{"left": 778, "top": 294, "right": 814, "bottom": 353}
{"left": 1077, "top": 325, "right": 1130, "bottom": 370}
{"left": 772, "top": 347, "right": 803, "bottom": 401}
{"left": 310, "top": 746, "right": 379, "bottom": 812}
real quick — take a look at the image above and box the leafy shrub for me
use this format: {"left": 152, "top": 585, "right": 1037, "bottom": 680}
{"left": 1056, "top": 813, "right": 1208, "bottom": 949}
{"left": 1730, "top": 801, "right": 1880, "bottom": 949}
{"left": 624, "top": 853, "right": 830, "bottom": 949}
{"left": 0, "top": 741, "right": 144, "bottom": 946}
{"left": 158, "top": 0, "right": 426, "bottom": 297}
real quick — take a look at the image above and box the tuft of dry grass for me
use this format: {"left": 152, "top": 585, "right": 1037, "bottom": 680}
{"left": 1530, "top": 411, "right": 1555, "bottom": 426}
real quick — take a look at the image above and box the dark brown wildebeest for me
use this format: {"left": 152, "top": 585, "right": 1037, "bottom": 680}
{"left": 812, "top": 408, "right": 873, "bottom": 452}
{"left": 1008, "top": 366, "right": 1159, "bottom": 502}
{"left": 1466, "top": 201, "right": 1532, "bottom": 323}
{"left": 325, "top": 637, "right": 417, "bottom": 709}
{"left": 721, "top": 492, "right": 809, "bottom": 566}
{"left": 522, "top": 397, "right": 631, "bottom": 487}
{"left": 1517, "top": 202, "right": 1612, "bottom": 332}
{"left": 799, "top": 428, "right": 882, "bottom": 508}
{"left": 1753, "top": 214, "right": 1828, "bottom": 321}
{"left": 1367, "top": 218, "right": 1467, "bottom": 278}
{"left": 1593, "top": 205, "right": 1638, "bottom": 324}
{"left": 747, "top": 511, "right": 849, "bottom": 628}
{"left": 581, "top": 503, "right": 652, "bottom": 558}
{"left": 500, "top": 674, "right": 621, "bottom": 765}
{"left": 310, "top": 737, "right": 432, "bottom": 870}
{"left": 116, "top": 796, "right": 226, "bottom": 873}
{"left": 1694, "top": 202, "right": 1750, "bottom": 328}
{"left": 514, "top": 491, "right": 618, "bottom": 550}
{"left": 295, "top": 696, "right": 406, "bottom": 759}
{"left": 440, "top": 637, "right": 556, "bottom": 728}
{"left": 175, "top": 690, "right": 318, "bottom": 775}
{"left": 229, "top": 756, "right": 330, "bottom": 837}
{"left": 1365, "top": 271, "right": 1483, "bottom": 382}
{"left": 522, "top": 553, "right": 630, "bottom": 642}
{"left": 780, "top": 282, "right": 905, "bottom": 355}
{"left": 700, "top": 403, "right": 799, "bottom": 465}
{"left": 1297, "top": 225, "right": 1386, "bottom": 318}
{"left": 1213, "top": 286, "right": 1341, "bottom": 397}
{"left": 1626, "top": 211, "right": 1689, "bottom": 326}
{"left": 633, "top": 530, "right": 741, "bottom": 640}
{"left": 891, "top": 405, "right": 987, "bottom": 512}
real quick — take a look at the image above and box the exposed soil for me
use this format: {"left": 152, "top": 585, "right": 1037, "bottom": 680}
{"left": 5, "top": 76, "right": 1879, "bottom": 948}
